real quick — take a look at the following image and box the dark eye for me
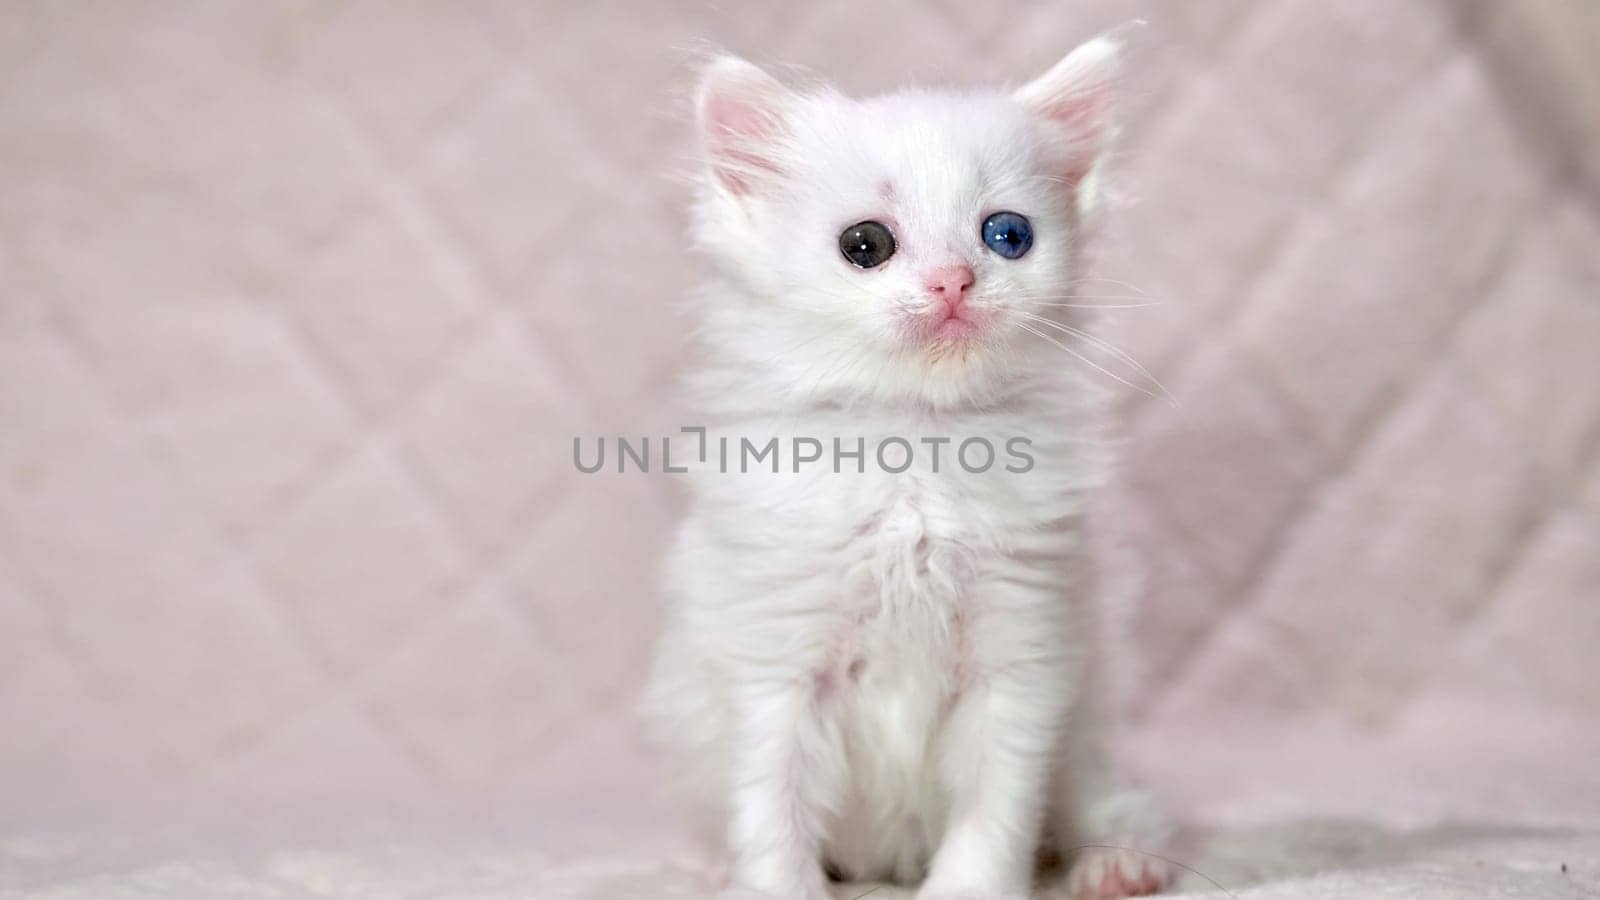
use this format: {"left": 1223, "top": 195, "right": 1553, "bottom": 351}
{"left": 982, "top": 211, "right": 1033, "bottom": 260}
{"left": 839, "top": 220, "right": 896, "bottom": 268}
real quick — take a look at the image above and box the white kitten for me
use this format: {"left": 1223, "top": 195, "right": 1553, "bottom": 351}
{"left": 642, "top": 37, "right": 1171, "bottom": 900}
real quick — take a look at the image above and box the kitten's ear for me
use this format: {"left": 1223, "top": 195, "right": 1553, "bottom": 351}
{"left": 696, "top": 56, "right": 792, "bottom": 196}
{"left": 1014, "top": 37, "right": 1120, "bottom": 189}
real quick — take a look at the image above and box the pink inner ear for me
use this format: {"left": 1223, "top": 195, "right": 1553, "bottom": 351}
{"left": 706, "top": 92, "right": 770, "bottom": 141}
{"left": 1040, "top": 83, "right": 1111, "bottom": 134}
{"left": 704, "top": 90, "right": 781, "bottom": 195}
{"left": 1038, "top": 78, "right": 1114, "bottom": 187}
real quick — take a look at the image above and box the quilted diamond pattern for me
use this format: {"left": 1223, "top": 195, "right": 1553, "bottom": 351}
{"left": 1, "top": 2, "right": 1597, "bottom": 857}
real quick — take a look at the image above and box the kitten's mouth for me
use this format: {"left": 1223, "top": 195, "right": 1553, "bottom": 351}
{"left": 933, "top": 318, "right": 979, "bottom": 341}
{"left": 901, "top": 303, "right": 992, "bottom": 350}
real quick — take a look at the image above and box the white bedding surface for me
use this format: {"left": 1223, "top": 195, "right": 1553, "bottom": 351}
{"left": 8, "top": 703, "right": 1600, "bottom": 898}
{"left": 7, "top": 820, "right": 1599, "bottom": 899}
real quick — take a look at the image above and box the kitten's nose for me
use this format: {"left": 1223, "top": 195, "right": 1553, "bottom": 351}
{"left": 924, "top": 264, "right": 976, "bottom": 305}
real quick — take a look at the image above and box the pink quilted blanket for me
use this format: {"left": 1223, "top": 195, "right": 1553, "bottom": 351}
{"left": 2, "top": 1, "right": 1597, "bottom": 897}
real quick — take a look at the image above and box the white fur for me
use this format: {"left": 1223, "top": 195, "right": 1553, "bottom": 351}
{"left": 642, "top": 38, "right": 1169, "bottom": 900}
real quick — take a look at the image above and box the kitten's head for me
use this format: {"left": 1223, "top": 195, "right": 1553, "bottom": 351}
{"left": 691, "top": 38, "right": 1121, "bottom": 409}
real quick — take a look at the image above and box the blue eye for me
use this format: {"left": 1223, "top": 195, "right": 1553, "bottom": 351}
{"left": 982, "top": 211, "right": 1033, "bottom": 260}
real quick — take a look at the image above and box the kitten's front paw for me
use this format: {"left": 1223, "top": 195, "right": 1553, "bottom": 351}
{"left": 1065, "top": 847, "right": 1169, "bottom": 899}
{"left": 727, "top": 861, "right": 834, "bottom": 900}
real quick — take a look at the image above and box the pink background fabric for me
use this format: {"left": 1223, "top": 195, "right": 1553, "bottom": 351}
{"left": 2, "top": 1, "right": 1599, "bottom": 895}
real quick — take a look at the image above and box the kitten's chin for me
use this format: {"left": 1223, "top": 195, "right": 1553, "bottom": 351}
{"left": 922, "top": 333, "right": 984, "bottom": 366}
{"left": 932, "top": 318, "right": 980, "bottom": 342}
{"left": 893, "top": 341, "right": 1019, "bottom": 410}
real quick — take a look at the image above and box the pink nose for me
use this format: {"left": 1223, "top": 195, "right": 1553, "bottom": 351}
{"left": 924, "top": 264, "right": 976, "bottom": 302}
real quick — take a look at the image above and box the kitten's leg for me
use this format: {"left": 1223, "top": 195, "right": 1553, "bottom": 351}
{"left": 1058, "top": 783, "right": 1171, "bottom": 898}
{"left": 918, "top": 666, "right": 1064, "bottom": 899}
{"left": 917, "top": 590, "right": 1071, "bottom": 900}
{"left": 1055, "top": 685, "right": 1172, "bottom": 899}
{"left": 1059, "top": 785, "right": 1171, "bottom": 897}
{"left": 726, "top": 675, "right": 845, "bottom": 900}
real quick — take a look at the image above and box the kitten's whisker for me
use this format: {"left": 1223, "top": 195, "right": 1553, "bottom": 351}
{"left": 1007, "top": 289, "right": 1162, "bottom": 304}
{"left": 777, "top": 281, "right": 1165, "bottom": 312}
{"left": 1050, "top": 320, "right": 1171, "bottom": 398}
{"left": 1018, "top": 313, "right": 1176, "bottom": 406}
{"left": 1013, "top": 292, "right": 1159, "bottom": 300}
{"left": 1015, "top": 321, "right": 1157, "bottom": 400}
{"left": 1028, "top": 301, "right": 1160, "bottom": 310}
{"left": 1063, "top": 276, "right": 1155, "bottom": 296}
